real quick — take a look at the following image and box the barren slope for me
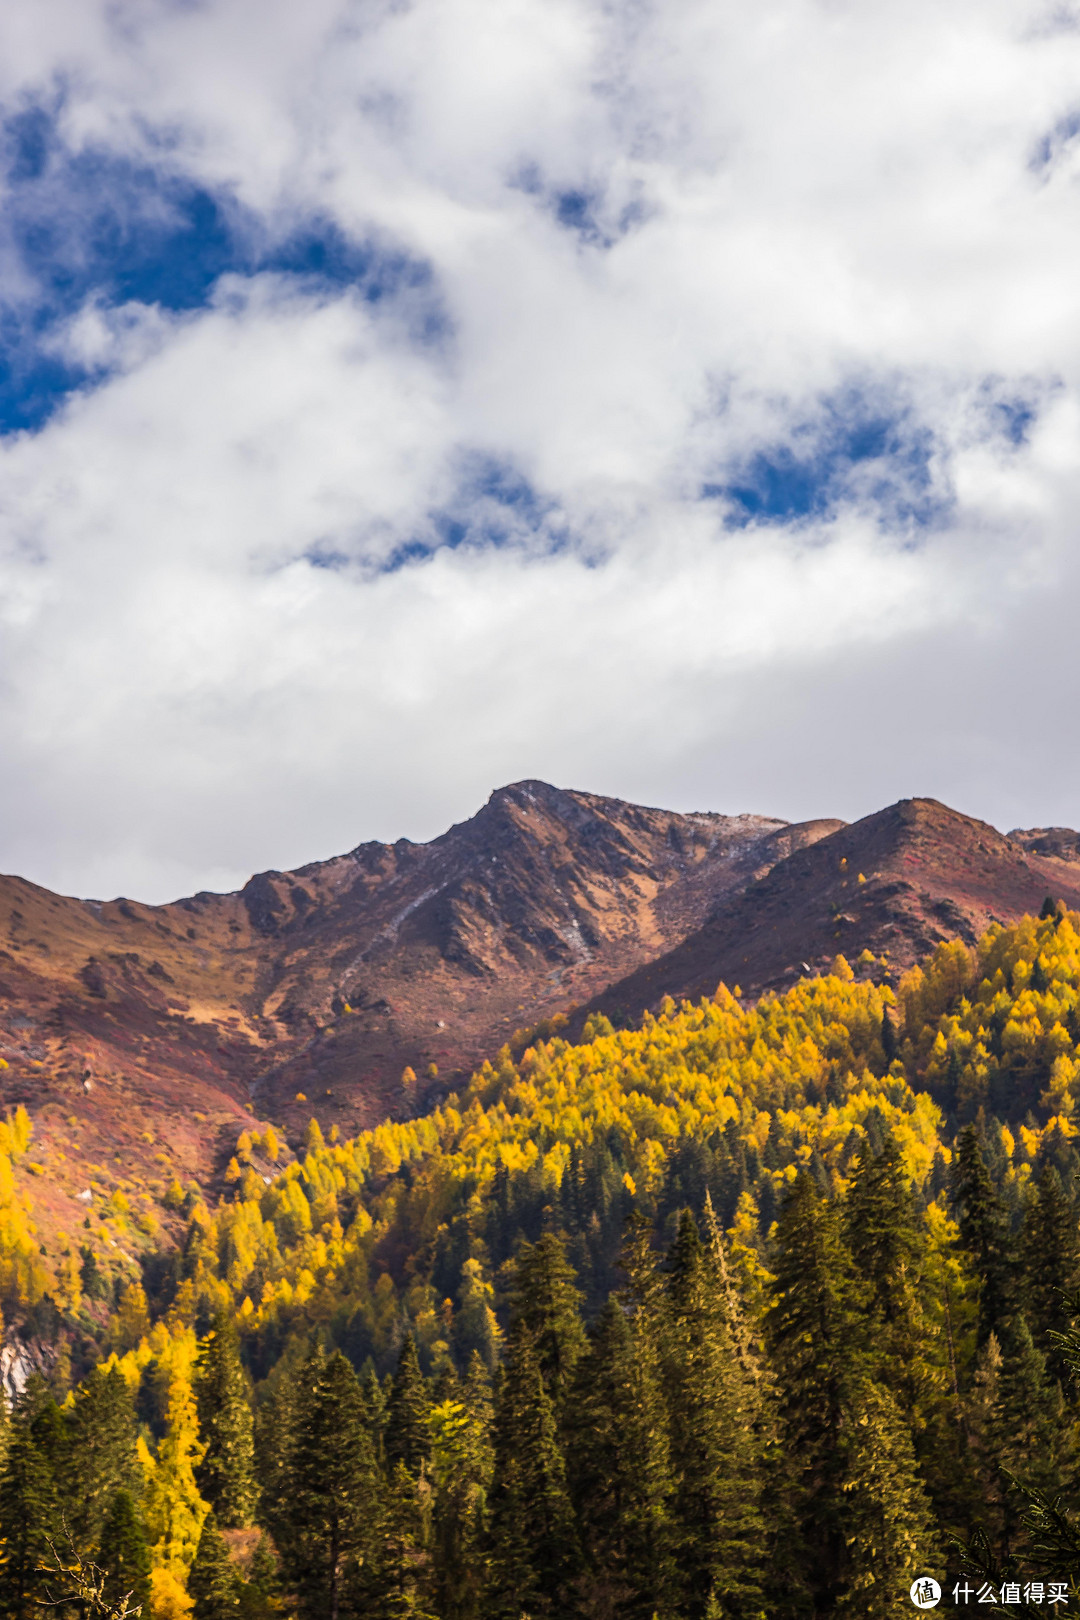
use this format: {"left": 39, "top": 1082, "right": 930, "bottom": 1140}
{"left": 0, "top": 782, "right": 827, "bottom": 1226}
{"left": 591, "top": 798, "right": 1080, "bottom": 1020}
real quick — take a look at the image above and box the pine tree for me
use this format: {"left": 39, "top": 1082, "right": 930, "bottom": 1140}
{"left": 565, "top": 1295, "right": 674, "bottom": 1620}
{"left": 950, "top": 1125, "right": 1012, "bottom": 1345}
{"left": 663, "top": 1210, "right": 765, "bottom": 1620}
{"left": 961, "top": 1332, "right": 1005, "bottom": 1543}
{"left": 385, "top": 1335, "right": 431, "bottom": 1479}
{"left": 845, "top": 1135, "right": 922, "bottom": 1332}
{"left": 509, "top": 1233, "right": 587, "bottom": 1407}
{"left": 431, "top": 1353, "right": 494, "bottom": 1620}
{"left": 843, "top": 1135, "right": 940, "bottom": 1422}
{"left": 189, "top": 1509, "right": 240, "bottom": 1619}
{"left": 97, "top": 1489, "right": 153, "bottom": 1618}
{"left": 486, "top": 1324, "right": 579, "bottom": 1619}
{"left": 253, "top": 1380, "right": 295, "bottom": 1546}
{"left": 990, "top": 1315, "right": 1074, "bottom": 1563}
{"left": 194, "top": 1313, "right": 258, "bottom": 1528}
{"left": 765, "top": 1171, "right": 867, "bottom": 1612}
{"left": 272, "top": 1347, "right": 379, "bottom": 1620}
{"left": 1021, "top": 1167, "right": 1080, "bottom": 1385}
{"left": 65, "top": 1363, "right": 140, "bottom": 1548}
{"left": 832, "top": 1380, "right": 941, "bottom": 1618}
{"left": 0, "top": 1384, "right": 62, "bottom": 1620}
{"left": 361, "top": 1365, "right": 389, "bottom": 1466}
{"left": 361, "top": 1460, "right": 437, "bottom": 1620}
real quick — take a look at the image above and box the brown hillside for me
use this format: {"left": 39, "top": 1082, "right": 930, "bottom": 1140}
{"left": 591, "top": 798, "right": 1080, "bottom": 1021}
{"left": 0, "top": 783, "right": 831, "bottom": 1234}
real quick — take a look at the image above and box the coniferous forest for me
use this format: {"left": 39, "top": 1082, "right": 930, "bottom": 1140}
{"left": 5, "top": 911, "right": 1080, "bottom": 1614}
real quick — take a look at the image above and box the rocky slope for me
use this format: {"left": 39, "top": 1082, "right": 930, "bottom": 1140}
{"left": 3, "top": 785, "right": 1079, "bottom": 1241}
{"left": 0, "top": 783, "right": 833, "bottom": 1228}
{"left": 591, "top": 798, "right": 1080, "bottom": 1020}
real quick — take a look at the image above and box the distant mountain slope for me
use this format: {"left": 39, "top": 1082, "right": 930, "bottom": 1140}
{"left": 0, "top": 783, "right": 830, "bottom": 1225}
{"left": 5, "top": 786, "right": 1080, "bottom": 1238}
{"left": 592, "top": 798, "right": 1080, "bottom": 1020}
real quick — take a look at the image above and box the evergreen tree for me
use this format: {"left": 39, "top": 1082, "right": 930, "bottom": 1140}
{"left": 360, "top": 1460, "right": 437, "bottom": 1620}
{"left": 271, "top": 1347, "right": 379, "bottom": 1620}
{"left": 431, "top": 1353, "right": 494, "bottom": 1620}
{"left": 565, "top": 1295, "right": 674, "bottom": 1620}
{"left": 845, "top": 1135, "right": 923, "bottom": 1332}
{"left": 253, "top": 1381, "right": 295, "bottom": 1546}
{"left": 1021, "top": 1167, "right": 1080, "bottom": 1385}
{"left": 452, "top": 1259, "right": 502, "bottom": 1372}
{"left": 950, "top": 1124, "right": 1013, "bottom": 1345}
{"left": 486, "top": 1324, "right": 578, "bottom": 1619}
{"left": 766, "top": 1172, "right": 866, "bottom": 1612}
{"left": 844, "top": 1135, "right": 942, "bottom": 1427}
{"left": 195, "top": 1313, "right": 258, "bottom": 1528}
{"left": 0, "top": 1384, "right": 62, "bottom": 1620}
{"left": 663, "top": 1210, "right": 765, "bottom": 1619}
{"left": 189, "top": 1509, "right": 240, "bottom": 1620}
{"left": 990, "top": 1315, "right": 1073, "bottom": 1563}
{"left": 361, "top": 1366, "right": 389, "bottom": 1466}
{"left": 385, "top": 1335, "right": 430, "bottom": 1479}
{"left": 240, "top": 1533, "right": 282, "bottom": 1619}
{"left": 832, "top": 1380, "right": 940, "bottom": 1617}
{"left": 97, "top": 1489, "right": 152, "bottom": 1618}
{"left": 509, "top": 1233, "right": 587, "bottom": 1406}
{"left": 66, "top": 1363, "right": 140, "bottom": 1548}
{"left": 961, "top": 1332, "right": 1005, "bottom": 1542}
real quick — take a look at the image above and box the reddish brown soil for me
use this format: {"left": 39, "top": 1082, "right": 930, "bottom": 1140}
{"left": 0, "top": 783, "right": 833, "bottom": 1228}
{"left": 590, "top": 799, "right": 1080, "bottom": 1018}
{"left": 4, "top": 787, "right": 1077, "bottom": 1249}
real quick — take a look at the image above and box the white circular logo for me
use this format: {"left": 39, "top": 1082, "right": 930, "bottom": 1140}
{"left": 910, "top": 1577, "right": 941, "bottom": 1609}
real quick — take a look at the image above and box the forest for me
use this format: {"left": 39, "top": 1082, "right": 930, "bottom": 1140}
{"left": 2, "top": 908, "right": 1080, "bottom": 1615}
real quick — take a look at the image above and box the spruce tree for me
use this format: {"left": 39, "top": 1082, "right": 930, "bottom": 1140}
{"left": 189, "top": 1509, "right": 240, "bottom": 1620}
{"left": 832, "top": 1380, "right": 940, "bottom": 1617}
{"left": 486, "top": 1324, "right": 578, "bottom": 1619}
{"left": 0, "top": 1387, "right": 62, "bottom": 1620}
{"left": 97, "top": 1489, "right": 152, "bottom": 1618}
{"left": 844, "top": 1134, "right": 922, "bottom": 1331}
{"left": 272, "top": 1347, "right": 379, "bottom": 1620}
{"left": 65, "top": 1363, "right": 140, "bottom": 1549}
{"left": 509, "top": 1233, "right": 587, "bottom": 1407}
{"left": 361, "top": 1365, "right": 389, "bottom": 1466}
{"left": 361, "top": 1460, "right": 438, "bottom": 1620}
{"left": 950, "top": 1124, "right": 1012, "bottom": 1345}
{"left": 252, "top": 1382, "right": 294, "bottom": 1552}
{"left": 1021, "top": 1167, "right": 1080, "bottom": 1385}
{"left": 663, "top": 1210, "right": 765, "bottom": 1620}
{"left": 990, "top": 1315, "right": 1074, "bottom": 1563}
{"left": 843, "top": 1135, "right": 940, "bottom": 1423}
{"left": 765, "top": 1171, "right": 866, "bottom": 1611}
{"left": 431, "top": 1352, "right": 494, "bottom": 1620}
{"left": 565, "top": 1295, "right": 674, "bottom": 1620}
{"left": 194, "top": 1313, "right": 258, "bottom": 1528}
{"left": 385, "top": 1335, "right": 431, "bottom": 1479}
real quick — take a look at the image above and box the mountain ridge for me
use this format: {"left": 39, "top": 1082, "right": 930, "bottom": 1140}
{"left": 3, "top": 783, "right": 1080, "bottom": 1248}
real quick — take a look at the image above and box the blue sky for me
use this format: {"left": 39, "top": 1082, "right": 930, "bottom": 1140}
{"left": 0, "top": 0, "right": 1078, "bottom": 900}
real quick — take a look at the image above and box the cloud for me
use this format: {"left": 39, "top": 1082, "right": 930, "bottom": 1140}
{"left": 0, "top": 0, "right": 1079, "bottom": 899}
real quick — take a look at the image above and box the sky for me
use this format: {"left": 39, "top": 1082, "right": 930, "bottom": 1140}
{"left": 1, "top": 0, "right": 1080, "bottom": 902}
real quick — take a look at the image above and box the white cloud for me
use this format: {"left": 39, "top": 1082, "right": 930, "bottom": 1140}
{"left": 0, "top": 0, "right": 1079, "bottom": 898}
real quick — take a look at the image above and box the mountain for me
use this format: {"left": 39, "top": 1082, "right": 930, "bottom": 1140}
{"left": 592, "top": 797, "right": 1080, "bottom": 1021}
{"left": 0, "top": 783, "right": 835, "bottom": 1226}
{"left": 3, "top": 784, "right": 1080, "bottom": 1238}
